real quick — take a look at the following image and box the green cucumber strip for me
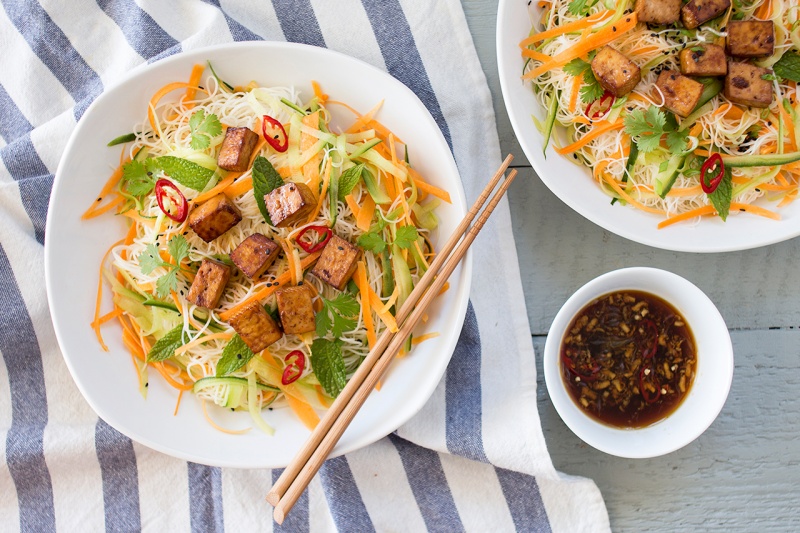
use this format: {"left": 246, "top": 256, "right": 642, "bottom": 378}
{"left": 543, "top": 92, "right": 559, "bottom": 157}
{"left": 721, "top": 151, "right": 800, "bottom": 167}
{"left": 108, "top": 133, "right": 136, "bottom": 147}
{"left": 655, "top": 154, "right": 685, "bottom": 198}
{"left": 349, "top": 138, "right": 382, "bottom": 160}
{"left": 362, "top": 167, "right": 391, "bottom": 204}
{"left": 280, "top": 97, "right": 308, "bottom": 115}
{"left": 192, "top": 376, "right": 279, "bottom": 393}
{"left": 247, "top": 370, "right": 276, "bottom": 435}
{"left": 207, "top": 61, "right": 234, "bottom": 92}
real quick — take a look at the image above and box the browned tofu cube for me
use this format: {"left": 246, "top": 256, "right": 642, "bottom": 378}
{"left": 681, "top": 0, "right": 730, "bottom": 29}
{"left": 230, "top": 234, "right": 280, "bottom": 279}
{"left": 188, "top": 193, "right": 242, "bottom": 242}
{"left": 263, "top": 182, "right": 316, "bottom": 227}
{"left": 680, "top": 44, "right": 727, "bottom": 77}
{"left": 186, "top": 259, "right": 230, "bottom": 309}
{"left": 217, "top": 127, "right": 259, "bottom": 172}
{"left": 310, "top": 235, "right": 360, "bottom": 291}
{"left": 591, "top": 46, "right": 641, "bottom": 97}
{"left": 724, "top": 62, "right": 773, "bottom": 108}
{"left": 227, "top": 301, "right": 282, "bottom": 353}
{"left": 727, "top": 20, "right": 775, "bottom": 58}
{"left": 275, "top": 286, "right": 316, "bottom": 335}
{"left": 655, "top": 70, "right": 704, "bottom": 117}
{"left": 635, "top": 0, "right": 681, "bottom": 25}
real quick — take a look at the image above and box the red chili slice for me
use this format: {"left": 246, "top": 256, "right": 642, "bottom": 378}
{"left": 561, "top": 350, "right": 601, "bottom": 381}
{"left": 641, "top": 319, "right": 659, "bottom": 360}
{"left": 295, "top": 225, "right": 333, "bottom": 253}
{"left": 639, "top": 364, "right": 661, "bottom": 404}
{"left": 262, "top": 115, "right": 289, "bottom": 153}
{"left": 585, "top": 91, "right": 616, "bottom": 120}
{"left": 154, "top": 179, "right": 188, "bottom": 223}
{"left": 700, "top": 152, "right": 725, "bottom": 194}
{"left": 281, "top": 350, "right": 306, "bottom": 385}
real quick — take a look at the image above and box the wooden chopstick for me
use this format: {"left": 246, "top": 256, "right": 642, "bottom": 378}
{"left": 267, "top": 154, "right": 514, "bottom": 507}
{"left": 270, "top": 160, "right": 518, "bottom": 523}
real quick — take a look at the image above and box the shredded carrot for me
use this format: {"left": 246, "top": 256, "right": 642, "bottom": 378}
{"left": 279, "top": 238, "right": 300, "bottom": 286}
{"left": 523, "top": 13, "right": 638, "bottom": 80}
{"left": 412, "top": 332, "right": 440, "bottom": 345}
{"left": 355, "top": 262, "right": 377, "bottom": 348}
{"left": 438, "top": 281, "right": 450, "bottom": 296}
{"left": 519, "top": 10, "right": 611, "bottom": 47}
{"left": 755, "top": 0, "right": 772, "bottom": 20}
{"left": 306, "top": 158, "right": 333, "bottom": 224}
{"left": 600, "top": 172, "right": 665, "bottom": 215}
{"left": 82, "top": 195, "right": 126, "bottom": 220}
{"left": 201, "top": 401, "right": 251, "bottom": 434}
{"left": 367, "top": 287, "right": 399, "bottom": 333}
{"left": 344, "top": 193, "right": 361, "bottom": 219}
{"left": 173, "top": 390, "right": 184, "bottom": 416}
{"left": 658, "top": 202, "right": 780, "bottom": 229}
{"left": 174, "top": 332, "right": 235, "bottom": 356}
{"left": 148, "top": 82, "right": 201, "bottom": 132}
{"left": 93, "top": 308, "right": 123, "bottom": 327}
{"left": 407, "top": 166, "right": 452, "bottom": 203}
{"left": 569, "top": 74, "right": 582, "bottom": 113}
{"left": 93, "top": 238, "right": 125, "bottom": 351}
{"left": 218, "top": 251, "right": 322, "bottom": 321}
{"left": 556, "top": 120, "right": 624, "bottom": 155}
{"left": 730, "top": 202, "right": 780, "bottom": 220}
{"left": 304, "top": 280, "right": 324, "bottom": 313}
{"left": 285, "top": 393, "right": 319, "bottom": 431}
{"left": 521, "top": 49, "right": 552, "bottom": 62}
{"left": 357, "top": 194, "right": 376, "bottom": 232}
{"left": 311, "top": 80, "right": 328, "bottom": 104}
{"left": 184, "top": 64, "right": 204, "bottom": 107}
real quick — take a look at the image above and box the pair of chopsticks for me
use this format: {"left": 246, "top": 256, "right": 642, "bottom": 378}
{"left": 267, "top": 154, "right": 517, "bottom": 523}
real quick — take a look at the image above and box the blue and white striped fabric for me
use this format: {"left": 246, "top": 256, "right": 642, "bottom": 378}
{"left": 0, "top": 1, "right": 610, "bottom": 531}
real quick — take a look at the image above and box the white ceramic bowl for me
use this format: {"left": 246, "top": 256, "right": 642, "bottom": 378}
{"left": 497, "top": 0, "right": 800, "bottom": 252}
{"left": 543, "top": 267, "right": 733, "bottom": 458}
{"left": 45, "top": 42, "right": 471, "bottom": 468}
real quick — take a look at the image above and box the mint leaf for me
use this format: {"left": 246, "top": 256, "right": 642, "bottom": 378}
{"left": 338, "top": 163, "right": 363, "bottom": 200}
{"left": 568, "top": 0, "right": 599, "bottom": 16}
{"left": 122, "top": 160, "right": 155, "bottom": 196}
{"left": 393, "top": 225, "right": 419, "bottom": 250}
{"left": 357, "top": 231, "right": 387, "bottom": 253}
{"left": 624, "top": 107, "right": 668, "bottom": 153}
{"left": 708, "top": 167, "right": 733, "bottom": 221}
{"left": 147, "top": 325, "right": 185, "bottom": 362}
{"left": 216, "top": 335, "right": 256, "bottom": 376}
{"left": 310, "top": 339, "right": 347, "bottom": 397}
{"left": 316, "top": 293, "right": 359, "bottom": 339}
{"left": 252, "top": 156, "right": 284, "bottom": 225}
{"left": 156, "top": 156, "right": 215, "bottom": 191}
{"left": 189, "top": 110, "right": 222, "bottom": 150}
{"left": 773, "top": 52, "right": 800, "bottom": 83}
{"left": 167, "top": 234, "right": 190, "bottom": 264}
{"left": 138, "top": 243, "right": 168, "bottom": 275}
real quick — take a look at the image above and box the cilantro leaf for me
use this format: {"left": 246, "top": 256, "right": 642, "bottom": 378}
{"left": 666, "top": 129, "right": 690, "bottom": 153}
{"left": 138, "top": 243, "right": 168, "bottom": 275}
{"left": 251, "top": 156, "right": 284, "bottom": 225}
{"left": 167, "top": 234, "right": 190, "bottom": 264}
{"left": 393, "top": 225, "right": 419, "bottom": 250}
{"left": 189, "top": 109, "right": 222, "bottom": 150}
{"left": 568, "top": 0, "right": 599, "bottom": 17}
{"left": 708, "top": 167, "right": 733, "bottom": 221}
{"left": 147, "top": 325, "right": 185, "bottom": 362}
{"left": 328, "top": 293, "right": 360, "bottom": 320}
{"left": 155, "top": 269, "right": 178, "bottom": 298}
{"left": 563, "top": 58, "right": 590, "bottom": 77}
{"left": 624, "top": 107, "right": 668, "bottom": 153}
{"left": 216, "top": 335, "right": 256, "bottom": 376}
{"left": 139, "top": 237, "right": 192, "bottom": 297}
{"left": 357, "top": 231, "right": 387, "bottom": 253}
{"left": 580, "top": 69, "right": 604, "bottom": 104}
{"left": 310, "top": 339, "right": 347, "bottom": 397}
{"left": 338, "top": 163, "right": 364, "bottom": 200}
{"left": 773, "top": 52, "right": 800, "bottom": 83}
{"left": 315, "top": 305, "right": 333, "bottom": 338}
{"left": 122, "top": 160, "right": 155, "bottom": 196}
{"left": 316, "top": 293, "right": 359, "bottom": 339}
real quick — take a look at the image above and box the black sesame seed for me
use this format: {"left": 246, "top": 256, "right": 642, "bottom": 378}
{"left": 97, "top": 197, "right": 102, "bottom": 202}
{"left": 613, "top": 26, "right": 617, "bottom": 31}
{"left": 145, "top": 382, "right": 149, "bottom": 387}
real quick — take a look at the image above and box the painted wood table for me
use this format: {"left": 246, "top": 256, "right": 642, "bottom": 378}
{"left": 462, "top": 1, "right": 800, "bottom": 530}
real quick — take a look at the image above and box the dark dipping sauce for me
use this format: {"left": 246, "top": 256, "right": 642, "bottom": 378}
{"left": 560, "top": 290, "right": 696, "bottom": 428}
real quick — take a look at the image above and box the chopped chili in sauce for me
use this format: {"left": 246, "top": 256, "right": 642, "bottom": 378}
{"left": 560, "top": 291, "right": 696, "bottom": 428}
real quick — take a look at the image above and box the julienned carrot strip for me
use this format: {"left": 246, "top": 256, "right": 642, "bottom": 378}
{"left": 355, "top": 261, "right": 377, "bottom": 348}
{"left": 153, "top": 362, "right": 194, "bottom": 391}
{"left": 285, "top": 393, "right": 320, "bottom": 431}
{"left": 778, "top": 189, "right": 798, "bottom": 207}
{"left": 556, "top": 120, "right": 623, "bottom": 155}
{"left": 657, "top": 202, "right": 780, "bottom": 229}
{"left": 407, "top": 166, "right": 452, "bottom": 203}
{"left": 311, "top": 80, "right": 328, "bottom": 103}
{"left": 367, "top": 287, "right": 398, "bottom": 333}
{"left": 148, "top": 82, "right": 200, "bottom": 132}
{"left": 93, "top": 238, "right": 125, "bottom": 351}
{"left": 357, "top": 194, "right": 376, "bottom": 232}
{"left": 174, "top": 331, "right": 234, "bottom": 356}
{"left": 569, "top": 74, "right": 581, "bottom": 113}
{"left": 344, "top": 193, "right": 361, "bottom": 219}
{"left": 412, "top": 332, "right": 440, "bottom": 345}
{"left": 184, "top": 64, "right": 204, "bottom": 107}
{"left": 82, "top": 195, "right": 126, "bottom": 220}
{"left": 279, "top": 238, "right": 300, "bottom": 286}
{"left": 224, "top": 176, "right": 253, "bottom": 198}
{"left": 523, "top": 12, "right": 638, "bottom": 80}
{"left": 519, "top": 10, "right": 612, "bottom": 47}
{"left": 600, "top": 172, "right": 665, "bottom": 215}
{"left": 94, "top": 308, "right": 123, "bottom": 327}
{"left": 218, "top": 251, "right": 322, "bottom": 321}
{"left": 174, "top": 390, "right": 184, "bottom": 416}
{"left": 521, "top": 49, "right": 552, "bottom": 62}
{"left": 196, "top": 138, "right": 266, "bottom": 203}
{"left": 306, "top": 158, "right": 332, "bottom": 223}
{"left": 201, "top": 401, "right": 251, "bottom": 434}
{"left": 779, "top": 100, "right": 797, "bottom": 151}
{"left": 731, "top": 202, "right": 780, "bottom": 220}
{"left": 755, "top": 0, "right": 772, "bottom": 19}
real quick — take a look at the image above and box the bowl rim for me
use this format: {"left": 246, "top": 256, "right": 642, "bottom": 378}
{"left": 543, "top": 267, "right": 733, "bottom": 458}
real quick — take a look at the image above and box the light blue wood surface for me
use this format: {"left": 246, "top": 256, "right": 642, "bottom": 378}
{"left": 462, "top": 1, "right": 800, "bottom": 530}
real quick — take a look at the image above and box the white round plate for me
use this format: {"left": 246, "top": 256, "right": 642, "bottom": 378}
{"left": 45, "top": 42, "right": 470, "bottom": 468}
{"left": 497, "top": 0, "right": 800, "bottom": 252}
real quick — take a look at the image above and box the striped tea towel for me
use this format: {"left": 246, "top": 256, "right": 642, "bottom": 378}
{"left": 0, "top": 0, "right": 610, "bottom": 531}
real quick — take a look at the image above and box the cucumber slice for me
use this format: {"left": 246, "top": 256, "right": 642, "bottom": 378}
{"left": 721, "top": 151, "right": 800, "bottom": 167}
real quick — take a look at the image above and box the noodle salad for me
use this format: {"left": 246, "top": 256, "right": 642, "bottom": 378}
{"left": 85, "top": 63, "right": 451, "bottom": 435}
{"left": 522, "top": 0, "right": 800, "bottom": 228}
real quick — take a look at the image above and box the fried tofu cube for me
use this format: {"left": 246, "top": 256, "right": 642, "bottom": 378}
{"left": 217, "top": 127, "right": 259, "bottom": 172}
{"left": 635, "top": 0, "right": 681, "bottom": 25}
{"left": 727, "top": 20, "right": 775, "bottom": 58}
{"left": 310, "top": 235, "right": 360, "bottom": 291}
{"left": 590, "top": 46, "right": 641, "bottom": 97}
{"left": 263, "top": 182, "right": 316, "bottom": 228}
{"left": 724, "top": 62, "right": 773, "bottom": 108}
{"left": 655, "top": 70, "right": 704, "bottom": 117}
{"left": 188, "top": 193, "right": 242, "bottom": 242}
{"left": 275, "top": 286, "right": 316, "bottom": 335}
{"left": 186, "top": 259, "right": 230, "bottom": 309}
{"left": 230, "top": 234, "right": 280, "bottom": 279}
{"left": 681, "top": 0, "right": 730, "bottom": 29}
{"left": 679, "top": 44, "right": 727, "bottom": 77}
{"left": 227, "top": 301, "right": 282, "bottom": 353}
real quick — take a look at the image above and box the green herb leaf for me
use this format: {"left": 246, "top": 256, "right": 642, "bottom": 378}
{"left": 393, "top": 225, "right": 419, "bottom": 250}
{"left": 338, "top": 163, "right": 364, "bottom": 200}
{"left": 167, "top": 234, "right": 190, "bottom": 264}
{"left": 357, "top": 231, "right": 387, "bottom": 253}
{"left": 138, "top": 243, "right": 168, "bottom": 274}
{"left": 156, "top": 156, "right": 216, "bottom": 191}
{"left": 188, "top": 109, "right": 222, "bottom": 150}
{"left": 108, "top": 132, "right": 137, "bottom": 147}
{"left": 147, "top": 325, "right": 185, "bottom": 362}
{"left": 580, "top": 69, "right": 604, "bottom": 104}
{"left": 315, "top": 305, "right": 332, "bottom": 338}
{"left": 122, "top": 160, "right": 156, "bottom": 196}
{"left": 624, "top": 107, "right": 668, "bottom": 153}
{"left": 666, "top": 129, "right": 690, "bottom": 153}
{"left": 155, "top": 269, "right": 178, "bottom": 298}
{"left": 216, "top": 335, "right": 256, "bottom": 376}
{"left": 251, "top": 156, "right": 284, "bottom": 225}
{"left": 708, "top": 167, "right": 733, "bottom": 221}
{"left": 310, "top": 339, "right": 347, "bottom": 397}
{"left": 316, "top": 293, "right": 359, "bottom": 338}
{"left": 563, "top": 57, "right": 590, "bottom": 77}
{"left": 568, "top": 0, "right": 599, "bottom": 17}
{"left": 773, "top": 52, "right": 800, "bottom": 83}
